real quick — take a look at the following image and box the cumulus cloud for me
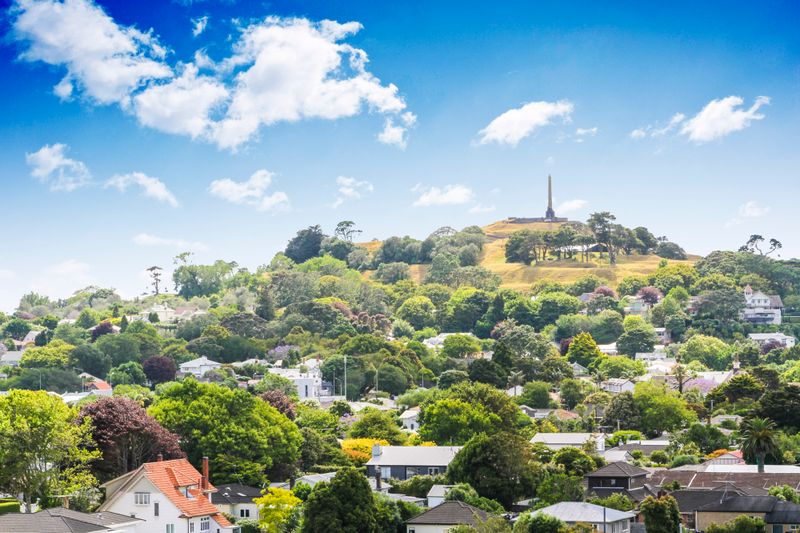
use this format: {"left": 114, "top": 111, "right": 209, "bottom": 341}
{"left": 556, "top": 199, "right": 588, "bottom": 213}
{"left": 191, "top": 15, "right": 208, "bottom": 37}
{"left": 11, "top": 2, "right": 412, "bottom": 150}
{"left": 25, "top": 143, "right": 91, "bottom": 191}
{"left": 105, "top": 172, "right": 179, "bottom": 207}
{"left": 412, "top": 184, "right": 474, "bottom": 207}
{"left": 629, "top": 128, "right": 647, "bottom": 139}
{"left": 681, "top": 96, "right": 770, "bottom": 143}
{"left": 468, "top": 203, "right": 496, "bottom": 214}
{"left": 478, "top": 100, "right": 573, "bottom": 146}
{"left": 575, "top": 127, "right": 598, "bottom": 136}
{"left": 10, "top": 0, "right": 171, "bottom": 104}
{"left": 630, "top": 113, "right": 686, "bottom": 139}
{"left": 133, "top": 233, "right": 208, "bottom": 252}
{"left": 332, "top": 176, "right": 373, "bottom": 208}
{"left": 739, "top": 201, "right": 771, "bottom": 218}
{"left": 208, "top": 169, "right": 290, "bottom": 212}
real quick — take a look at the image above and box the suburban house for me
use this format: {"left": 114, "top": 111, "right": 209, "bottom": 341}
{"left": 571, "top": 361, "right": 589, "bottom": 377}
{"left": 670, "top": 487, "right": 746, "bottom": 530}
{"left": 650, "top": 467, "right": 800, "bottom": 495}
{"left": 399, "top": 407, "right": 420, "bottom": 431}
{"left": 519, "top": 406, "right": 579, "bottom": 421}
{"left": 425, "top": 485, "right": 455, "bottom": 508}
{"left": 0, "top": 351, "right": 23, "bottom": 367}
{"left": 0, "top": 507, "right": 142, "bottom": 533}
{"left": 535, "top": 502, "right": 636, "bottom": 533}
{"left": 741, "top": 285, "right": 783, "bottom": 325}
{"left": 98, "top": 457, "right": 238, "bottom": 533}
{"left": 267, "top": 367, "right": 323, "bottom": 400}
{"left": 405, "top": 501, "right": 488, "bottom": 533}
{"left": 530, "top": 432, "right": 606, "bottom": 452}
{"left": 694, "top": 495, "right": 800, "bottom": 532}
{"left": 613, "top": 439, "right": 669, "bottom": 457}
{"left": 748, "top": 332, "right": 796, "bottom": 348}
{"left": 80, "top": 373, "right": 113, "bottom": 395}
{"left": 179, "top": 356, "right": 222, "bottom": 379}
{"left": 653, "top": 327, "right": 671, "bottom": 344}
{"left": 600, "top": 378, "right": 636, "bottom": 394}
{"left": 366, "top": 445, "right": 461, "bottom": 481}
{"left": 585, "top": 462, "right": 653, "bottom": 502}
{"left": 209, "top": 483, "right": 261, "bottom": 521}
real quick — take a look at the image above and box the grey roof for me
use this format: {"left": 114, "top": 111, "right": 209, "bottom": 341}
{"left": 697, "top": 495, "right": 782, "bottom": 513}
{"left": 0, "top": 508, "right": 140, "bottom": 533}
{"left": 587, "top": 486, "right": 654, "bottom": 503}
{"left": 426, "top": 485, "right": 455, "bottom": 498}
{"left": 0, "top": 351, "right": 23, "bottom": 364}
{"left": 536, "top": 502, "right": 636, "bottom": 523}
{"left": 586, "top": 462, "right": 648, "bottom": 478}
{"left": 669, "top": 489, "right": 741, "bottom": 513}
{"left": 215, "top": 483, "right": 262, "bottom": 504}
{"left": 366, "top": 446, "right": 461, "bottom": 467}
{"left": 406, "top": 501, "right": 488, "bottom": 526}
{"left": 766, "top": 500, "right": 800, "bottom": 524}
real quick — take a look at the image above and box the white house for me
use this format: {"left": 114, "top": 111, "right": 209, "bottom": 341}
{"left": 748, "top": 332, "right": 796, "bottom": 348}
{"left": 267, "top": 367, "right": 323, "bottom": 400}
{"left": 530, "top": 432, "right": 606, "bottom": 452}
{"left": 405, "top": 501, "right": 489, "bottom": 533}
{"left": 598, "top": 343, "right": 618, "bottom": 355}
{"left": 741, "top": 286, "right": 783, "bottom": 325}
{"left": 0, "top": 351, "right": 23, "bottom": 367}
{"left": 536, "top": 502, "right": 636, "bottom": 533}
{"left": 425, "top": 485, "right": 455, "bottom": 508}
{"left": 600, "top": 378, "right": 635, "bottom": 394}
{"left": 366, "top": 445, "right": 462, "bottom": 480}
{"left": 209, "top": 483, "right": 261, "bottom": 522}
{"left": 399, "top": 407, "right": 420, "bottom": 431}
{"left": 98, "top": 457, "right": 238, "bottom": 533}
{"left": 179, "top": 356, "right": 222, "bottom": 379}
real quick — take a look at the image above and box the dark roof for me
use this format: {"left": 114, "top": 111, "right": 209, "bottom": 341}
{"left": 587, "top": 486, "right": 655, "bottom": 503}
{"left": 648, "top": 470, "right": 800, "bottom": 495}
{"left": 669, "top": 489, "right": 741, "bottom": 513}
{"left": 406, "top": 501, "right": 489, "bottom": 526}
{"left": 697, "top": 495, "right": 780, "bottom": 513}
{"left": 0, "top": 508, "right": 139, "bottom": 533}
{"left": 586, "top": 462, "right": 648, "bottom": 479}
{"left": 214, "top": 483, "right": 263, "bottom": 504}
{"left": 766, "top": 500, "right": 800, "bottom": 524}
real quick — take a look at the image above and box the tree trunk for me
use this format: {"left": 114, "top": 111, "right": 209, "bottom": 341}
{"left": 757, "top": 453, "right": 765, "bottom": 474}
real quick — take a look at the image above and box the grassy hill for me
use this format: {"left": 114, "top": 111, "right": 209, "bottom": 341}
{"left": 361, "top": 218, "right": 698, "bottom": 290}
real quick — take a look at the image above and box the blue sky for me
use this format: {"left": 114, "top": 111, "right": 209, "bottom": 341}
{"left": 1, "top": 0, "right": 799, "bottom": 311}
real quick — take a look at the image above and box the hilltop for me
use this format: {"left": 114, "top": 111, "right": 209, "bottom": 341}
{"left": 360, "top": 218, "right": 698, "bottom": 290}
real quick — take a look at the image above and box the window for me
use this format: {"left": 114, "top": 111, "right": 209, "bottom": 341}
{"left": 240, "top": 509, "right": 250, "bottom": 518}
{"left": 610, "top": 478, "right": 616, "bottom": 486}
{"left": 381, "top": 466, "right": 391, "bottom": 479}
{"left": 134, "top": 492, "right": 150, "bottom": 505}
{"left": 428, "top": 467, "right": 440, "bottom": 476}
{"left": 166, "top": 525, "right": 175, "bottom": 533}
{"left": 154, "top": 502, "right": 159, "bottom": 516}
{"left": 200, "top": 517, "right": 210, "bottom": 531}
{"left": 190, "top": 523, "right": 195, "bottom": 533}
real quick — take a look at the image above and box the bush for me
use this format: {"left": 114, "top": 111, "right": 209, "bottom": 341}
{"left": 669, "top": 454, "right": 699, "bottom": 468}
{"left": 0, "top": 499, "right": 21, "bottom": 515}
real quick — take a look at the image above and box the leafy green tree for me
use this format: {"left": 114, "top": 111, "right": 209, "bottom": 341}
{"left": 602, "top": 392, "right": 641, "bottom": 431}
{"left": 552, "top": 446, "right": 596, "bottom": 476}
{"left": 349, "top": 408, "right": 405, "bottom": 445}
{"left": 740, "top": 417, "right": 778, "bottom": 473}
{"left": 75, "top": 309, "right": 99, "bottom": 329}
{"left": 301, "top": 467, "right": 378, "bottom": 533}
{"left": 0, "top": 390, "right": 99, "bottom": 511}
{"left": 586, "top": 493, "right": 636, "bottom": 511}
{"left": 254, "top": 487, "right": 301, "bottom": 533}
{"left": 396, "top": 296, "right": 436, "bottom": 330}
{"left": 513, "top": 512, "right": 566, "bottom": 533}
{"left": 718, "top": 373, "right": 764, "bottom": 403}
{"left": 284, "top": 225, "right": 325, "bottom": 264}
{"left": 678, "top": 335, "right": 733, "bottom": 371}
{"left": 149, "top": 380, "right": 302, "bottom": 485}
{"left": 444, "top": 483, "right": 504, "bottom": 513}
{"left": 533, "top": 292, "right": 583, "bottom": 329}
{"left": 468, "top": 359, "right": 507, "bottom": 388}
{"left": 633, "top": 382, "right": 697, "bottom": 437}
{"left": 420, "top": 398, "right": 500, "bottom": 445}
{"left": 517, "top": 381, "right": 553, "bottom": 408}
{"left": 19, "top": 340, "right": 74, "bottom": 369}
{"left": 616, "top": 317, "right": 657, "bottom": 357}
{"left": 768, "top": 484, "right": 800, "bottom": 503}
{"left": 441, "top": 334, "right": 482, "bottom": 358}
{"left": 70, "top": 344, "right": 112, "bottom": 378}
{"left": 705, "top": 515, "right": 766, "bottom": 533}
{"left": 756, "top": 384, "right": 800, "bottom": 431}
{"left": 640, "top": 495, "right": 681, "bottom": 533}
{"left": 107, "top": 362, "right": 147, "bottom": 386}
{"left": 682, "top": 423, "right": 729, "bottom": 455}
{"left": 593, "top": 356, "right": 646, "bottom": 379}
{"left": 0, "top": 368, "right": 81, "bottom": 393}
{"left": 376, "top": 363, "right": 409, "bottom": 395}
{"left": 559, "top": 378, "right": 590, "bottom": 409}
{"left": 95, "top": 334, "right": 141, "bottom": 366}
{"left": 437, "top": 369, "right": 469, "bottom": 389}
{"left": 535, "top": 473, "right": 583, "bottom": 506}
{"left": 447, "top": 432, "right": 537, "bottom": 508}
{"left": 566, "top": 332, "right": 603, "bottom": 368}
{"left": 374, "top": 262, "right": 411, "bottom": 283}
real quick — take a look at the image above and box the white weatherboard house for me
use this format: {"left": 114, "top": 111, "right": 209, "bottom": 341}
{"left": 531, "top": 432, "right": 606, "bottom": 452}
{"left": 741, "top": 285, "right": 783, "bottom": 325}
{"left": 536, "top": 502, "right": 636, "bottom": 533}
{"left": 98, "top": 457, "right": 238, "bottom": 533}
{"left": 179, "top": 356, "right": 222, "bottom": 379}
{"left": 366, "top": 445, "right": 462, "bottom": 480}
{"left": 267, "top": 367, "right": 323, "bottom": 399}
{"left": 748, "top": 332, "right": 796, "bottom": 348}
{"left": 399, "top": 407, "right": 420, "bottom": 431}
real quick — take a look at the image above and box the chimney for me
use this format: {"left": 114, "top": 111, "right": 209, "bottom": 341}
{"left": 157, "top": 453, "right": 163, "bottom": 462}
{"left": 372, "top": 444, "right": 382, "bottom": 458}
{"left": 375, "top": 469, "right": 382, "bottom": 491}
{"left": 202, "top": 456, "right": 209, "bottom": 491}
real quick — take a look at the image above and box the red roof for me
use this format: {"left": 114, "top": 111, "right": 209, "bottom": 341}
{"left": 87, "top": 379, "right": 112, "bottom": 391}
{"left": 142, "top": 459, "right": 228, "bottom": 521}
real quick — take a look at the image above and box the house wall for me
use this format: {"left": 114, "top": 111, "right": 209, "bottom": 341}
{"left": 695, "top": 511, "right": 767, "bottom": 531}
{"left": 103, "top": 477, "right": 184, "bottom": 533}
{"left": 215, "top": 502, "right": 258, "bottom": 521}
{"left": 406, "top": 524, "right": 453, "bottom": 533}
{"left": 367, "top": 465, "right": 448, "bottom": 480}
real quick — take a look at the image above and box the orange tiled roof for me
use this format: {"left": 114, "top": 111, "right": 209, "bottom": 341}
{"left": 88, "top": 379, "right": 112, "bottom": 390}
{"left": 142, "top": 459, "right": 223, "bottom": 519}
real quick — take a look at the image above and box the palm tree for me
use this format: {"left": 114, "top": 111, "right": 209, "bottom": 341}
{"left": 741, "top": 417, "right": 778, "bottom": 473}
{"left": 506, "top": 371, "right": 525, "bottom": 396}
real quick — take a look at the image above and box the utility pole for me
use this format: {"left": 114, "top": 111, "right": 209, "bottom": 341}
{"left": 343, "top": 355, "right": 347, "bottom": 400}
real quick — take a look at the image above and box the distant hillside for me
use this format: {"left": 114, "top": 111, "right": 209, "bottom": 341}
{"left": 360, "top": 218, "right": 698, "bottom": 290}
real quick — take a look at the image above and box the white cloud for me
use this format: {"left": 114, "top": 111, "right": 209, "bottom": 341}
{"left": 556, "top": 199, "right": 588, "bottom": 213}
{"left": 208, "top": 17, "right": 408, "bottom": 150}
{"left": 468, "top": 203, "right": 496, "bottom": 214}
{"left": 11, "top": 0, "right": 171, "bottom": 104}
{"left": 133, "top": 64, "right": 228, "bottom": 138}
{"left": 377, "top": 112, "right": 417, "bottom": 149}
{"left": 332, "top": 176, "right": 373, "bottom": 208}
{"left": 412, "top": 184, "right": 474, "bottom": 207}
{"left": 681, "top": 96, "right": 770, "bottom": 142}
{"left": 25, "top": 143, "right": 91, "bottom": 191}
{"left": 11, "top": 4, "right": 411, "bottom": 150}
{"left": 478, "top": 100, "right": 573, "bottom": 146}
{"left": 631, "top": 113, "right": 685, "bottom": 140}
{"left": 739, "top": 200, "right": 771, "bottom": 218}
{"left": 575, "top": 127, "right": 598, "bottom": 136}
{"left": 105, "top": 172, "right": 179, "bottom": 207}
{"left": 208, "top": 169, "right": 290, "bottom": 212}
{"left": 133, "top": 233, "right": 208, "bottom": 252}
{"left": 191, "top": 16, "right": 208, "bottom": 37}
{"left": 629, "top": 128, "right": 647, "bottom": 139}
